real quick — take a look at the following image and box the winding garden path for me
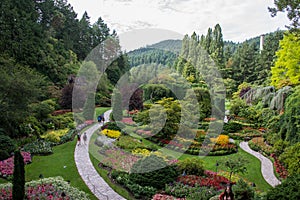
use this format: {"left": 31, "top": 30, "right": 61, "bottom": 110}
{"left": 239, "top": 141, "right": 281, "bottom": 187}
{"left": 74, "top": 110, "right": 126, "bottom": 200}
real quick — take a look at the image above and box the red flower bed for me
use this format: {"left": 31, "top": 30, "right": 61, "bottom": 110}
{"left": 0, "top": 152, "right": 31, "bottom": 177}
{"left": 177, "top": 172, "right": 231, "bottom": 190}
{"left": 159, "top": 139, "right": 184, "bottom": 148}
{"left": 270, "top": 153, "right": 288, "bottom": 179}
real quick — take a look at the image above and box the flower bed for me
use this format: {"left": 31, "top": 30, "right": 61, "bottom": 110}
{"left": 248, "top": 137, "right": 272, "bottom": 155}
{"left": 176, "top": 173, "right": 231, "bottom": 190}
{"left": 23, "top": 140, "right": 53, "bottom": 155}
{"left": 0, "top": 152, "right": 31, "bottom": 178}
{"left": 121, "top": 117, "right": 136, "bottom": 125}
{"left": 40, "top": 128, "right": 70, "bottom": 143}
{"left": 101, "top": 129, "right": 121, "bottom": 139}
{"left": 270, "top": 153, "right": 288, "bottom": 179}
{"left": 0, "top": 176, "right": 89, "bottom": 200}
{"left": 152, "top": 194, "right": 186, "bottom": 200}
{"left": 101, "top": 148, "right": 140, "bottom": 172}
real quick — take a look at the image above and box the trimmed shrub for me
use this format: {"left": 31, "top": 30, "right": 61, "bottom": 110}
{"left": 129, "top": 155, "right": 179, "bottom": 190}
{"left": 177, "top": 157, "right": 204, "bottom": 176}
{"left": 223, "top": 121, "right": 242, "bottom": 133}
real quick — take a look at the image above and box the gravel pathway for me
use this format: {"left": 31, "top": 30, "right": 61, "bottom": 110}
{"left": 239, "top": 141, "right": 281, "bottom": 187}
{"left": 74, "top": 110, "right": 126, "bottom": 200}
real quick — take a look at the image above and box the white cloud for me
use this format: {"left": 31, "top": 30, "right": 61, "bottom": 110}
{"left": 68, "top": 0, "right": 289, "bottom": 45}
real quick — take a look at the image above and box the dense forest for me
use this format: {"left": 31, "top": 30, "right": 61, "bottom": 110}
{"left": 0, "top": 0, "right": 130, "bottom": 139}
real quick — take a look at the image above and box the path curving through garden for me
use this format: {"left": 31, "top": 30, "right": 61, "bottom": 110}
{"left": 239, "top": 141, "right": 281, "bottom": 187}
{"left": 74, "top": 110, "right": 126, "bottom": 200}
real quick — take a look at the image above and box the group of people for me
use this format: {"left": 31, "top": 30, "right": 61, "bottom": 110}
{"left": 77, "top": 132, "right": 87, "bottom": 146}
{"left": 77, "top": 114, "right": 106, "bottom": 146}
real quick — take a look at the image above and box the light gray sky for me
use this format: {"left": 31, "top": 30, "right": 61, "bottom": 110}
{"left": 68, "top": 0, "right": 289, "bottom": 51}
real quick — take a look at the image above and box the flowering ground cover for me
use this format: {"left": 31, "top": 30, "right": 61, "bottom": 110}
{"left": 270, "top": 153, "right": 288, "bottom": 179}
{"left": 0, "top": 176, "right": 89, "bottom": 200}
{"left": 152, "top": 194, "right": 186, "bottom": 200}
{"left": 121, "top": 117, "right": 136, "bottom": 125}
{"left": 0, "top": 152, "right": 31, "bottom": 178}
{"left": 100, "top": 148, "right": 140, "bottom": 172}
{"left": 101, "top": 129, "right": 121, "bottom": 139}
{"left": 176, "top": 170, "right": 231, "bottom": 190}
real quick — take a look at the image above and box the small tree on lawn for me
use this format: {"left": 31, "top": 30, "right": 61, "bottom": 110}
{"left": 222, "top": 156, "right": 248, "bottom": 182}
{"left": 13, "top": 150, "right": 25, "bottom": 200}
{"left": 112, "top": 89, "right": 123, "bottom": 121}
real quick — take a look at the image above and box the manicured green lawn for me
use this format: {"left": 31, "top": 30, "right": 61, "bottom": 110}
{"left": 94, "top": 107, "right": 111, "bottom": 120}
{"left": 128, "top": 133, "right": 271, "bottom": 192}
{"left": 25, "top": 139, "right": 98, "bottom": 200}
{"left": 157, "top": 145, "right": 271, "bottom": 192}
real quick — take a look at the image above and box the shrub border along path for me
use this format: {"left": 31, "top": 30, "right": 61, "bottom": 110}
{"left": 74, "top": 110, "right": 126, "bottom": 200}
{"left": 239, "top": 141, "right": 281, "bottom": 187}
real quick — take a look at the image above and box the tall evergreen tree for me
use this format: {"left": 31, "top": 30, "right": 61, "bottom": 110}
{"left": 12, "top": 150, "right": 25, "bottom": 200}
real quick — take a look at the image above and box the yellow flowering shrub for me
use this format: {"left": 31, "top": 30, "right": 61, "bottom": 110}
{"left": 132, "top": 148, "right": 151, "bottom": 157}
{"left": 210, "top": 135, "right": 229, "bottom": 145}
{"left": 101, "top": 129, "right": 121, "bottom": 139}
{"left": 41, "top": 128, "right": 69, "bottom": 143}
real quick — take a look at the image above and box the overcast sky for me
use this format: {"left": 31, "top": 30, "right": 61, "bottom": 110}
{"left": 68, "top": 0, "right": 289, "bottom": 51}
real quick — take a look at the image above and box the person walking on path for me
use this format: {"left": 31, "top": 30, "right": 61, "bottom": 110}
{"left": 77, "top": 132, "right": 81, "bottom": 146}
{"left": 83, "top": 132, "right": 87, "bottom": 145}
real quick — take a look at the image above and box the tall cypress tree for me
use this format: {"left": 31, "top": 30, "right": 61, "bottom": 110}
{"left": 12, "top": 150, "right": 25, "bottom": 200}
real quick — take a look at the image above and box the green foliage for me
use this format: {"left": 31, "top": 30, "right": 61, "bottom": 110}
{"left": 102, "top": 122, "right": 122, "bottom": 131}
{"left": 83, "top": 92, "right": 96, "bottom": 120}
{"left": 112, "top": 89, "right": 123, "bottom": 121}
{"left": 265, "top": 174, "right": 300, "bottom": 200}
{"left": 0, "top": 134, "right": 16, "bottom": 160}
{"left": 177, "top": 157, "right": 204, "bottom": 176}
{"left": 129, "top": 155, "right": 179, "bottom": 190}
{"left": 12, "top": 150, "right": 25, "bottom": 200}
{"left": 29, "top": 99, "right": 56, "bottom": 119}
{"left": 268, "top": 0, "right": 300, "bottom": 32}
{"left": 112, "top": 170, "right": 157, "bottom": 199}
{"left": 143, "top": 84, "right": 175, "bottom": 102}
{"left": 221, "top": 157, "right": 248, "bottom": 182}
{"left": 128, "top": 47, "right": 178, "bottom": 67}
{"left": 115, "top": 135, "right": 157, "bottom": 151}
{"left": 230, "top": 98, "right": 249, "bottom": 116}
{"left": 279, "top": 142, "right": 300, "bottom": 176}
{"left": 223, "top": 121, "right": 243, "bottom": 133}
{"left": 164, "top": 182, "right": 218, "bottom": 199}
{"left": 50, "top": 112, "right": 75, "bottom": 130}
{"left": 23, "top": 140, "right": 53, "bottom": 155}
{"left": 233, "top": 179, "right": 255, "bottom": 200}
{"left": 0, "top": 57, "right": 47, "bottom": 136}
{"left": 272, "top": 139, "right": 289, "bottom": 156}
{"left": 271, "top": 33, "right": 300, "bottom": 88}
{"left": 279, "top": 86, "right": 300, "bottom": 144}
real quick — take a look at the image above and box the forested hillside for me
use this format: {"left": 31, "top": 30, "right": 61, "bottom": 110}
{"left": 0, "top": 0, "right": 130, "bottom": 138}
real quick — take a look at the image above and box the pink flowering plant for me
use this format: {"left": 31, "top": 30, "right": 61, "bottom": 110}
{"left": 101, "top": 148, "right": 141, "bottom": 172}
{"left": 0, "top": 176, "right": 89, "bottom": 200}
{"left": 0, "top": 152, "right": 31, "bottom": 178}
